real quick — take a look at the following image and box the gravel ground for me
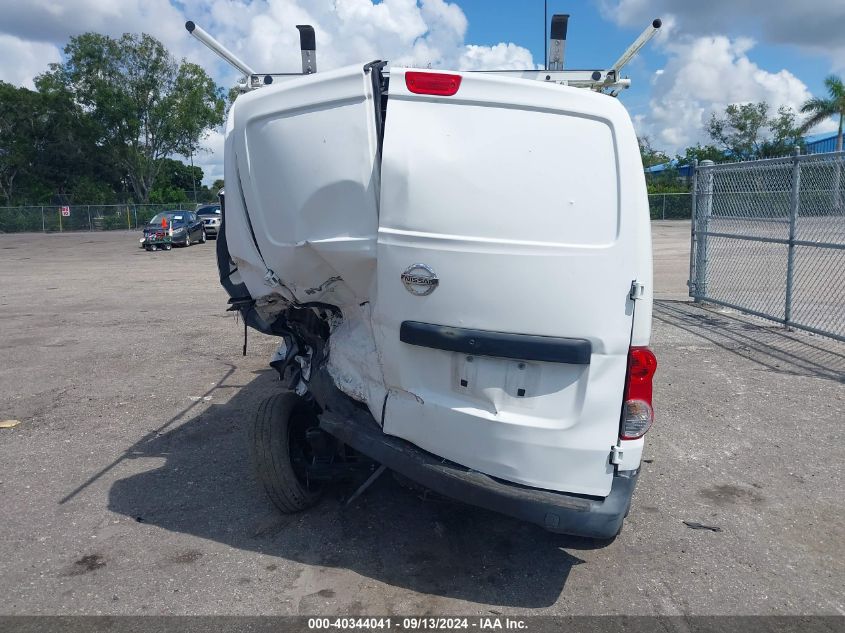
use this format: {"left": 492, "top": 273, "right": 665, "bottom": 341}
{"left": 0, "top": 227, "right": 842, "bottom": 616}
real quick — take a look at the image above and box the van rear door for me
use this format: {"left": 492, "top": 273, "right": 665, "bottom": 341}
{"left": 228, "top": 65, "right": 381, "bottom": 305}
{"left": 374, "top": 69, "right": 649, "bottom": 497}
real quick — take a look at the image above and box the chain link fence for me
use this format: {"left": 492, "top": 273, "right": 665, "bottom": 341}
{"left": 0, "top": 203, "right": 202, "bottom": 233}
{"left": 648, "top": 192, "right": 692, "bottom": 220}
{"left": 690, "top": 151, "right": 845, "bottom": 342}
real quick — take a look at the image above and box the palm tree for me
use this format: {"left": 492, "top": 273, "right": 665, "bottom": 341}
{"left": 800, "top": 75, "right": 845, "bottom": 152}
{"left": 801, "top": 75, "right": 845, "bottom": 210}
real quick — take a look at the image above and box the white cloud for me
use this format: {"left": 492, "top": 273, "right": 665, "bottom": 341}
{"left": 597, "top": 1, "right": 843, "bottom": 153}
{"left": 635, "top": 35, "right": 823, "bottom": 152}
{"left": 598, "top": 0, "right": 845, "bottom": 70}
{"left": 186, "top": 0, "right": 530, "bottom": 77}
{"left": 0, "top": 0, "right": 189, "bottom": 57}
{"left": 0, "top": 34, "right": 60, "bottom": 88}
{"left": 459, "top": 43, "right": 534, "bottom": 71}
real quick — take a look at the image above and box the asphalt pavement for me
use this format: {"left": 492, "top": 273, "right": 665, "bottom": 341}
{"left": 0, "top": 227, "right": 842, "bottom": 615}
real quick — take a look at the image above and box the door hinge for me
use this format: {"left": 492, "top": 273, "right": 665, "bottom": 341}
{"left": 630, "top": 281, "right": 645, "bottom": 300}
{"left": 610, "top": 445, "right": 624, "bottom": 465}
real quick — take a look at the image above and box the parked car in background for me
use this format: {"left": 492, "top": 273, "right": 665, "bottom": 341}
{"left": 196, "top": 204, "right": 222, "bottom": 238}
{"left": 140, "top": 211, "right": 206, "bottom": 250}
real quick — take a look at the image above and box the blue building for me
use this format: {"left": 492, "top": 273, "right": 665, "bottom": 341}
{"left": 803, "top": 131, "right": 843, "bottom": 154}
{"left": 643, "top": 160, "right": 693, "bottom": 179}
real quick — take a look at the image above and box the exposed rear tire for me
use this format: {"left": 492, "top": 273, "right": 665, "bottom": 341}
{"left": 252, "top": 392, "right": 322, "bottom": 513}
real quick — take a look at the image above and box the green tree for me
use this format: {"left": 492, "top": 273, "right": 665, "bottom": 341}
{"left": 638, "top": 136, "right": 669, "bottom": 168}
{"left": 149, "top": 185, "right": 189, "bottom": 204}
{"left": 38, "top": 32, "right": 225, "bottom": 203}
{"left": 761, "top": 105, "right": 804, "bottom": 157}
{"left": 707, "top": 102, "right": 804, "bottom": 160}
{"left": 706, "top": 102, "right": 770, "bottom": 160}
{"left": 799, "top": 75, "right": 845, "bottom": 152}
{"left": 0, "top": 80, "right": 125, "bottom": 205}
{"left": 151, "top": 158, "right": 202, "bottom": 200}
{"left": 0, "top": 83, "right": 34, "bottom": 203}
{"left": 800, "top": 75, "right": 845, "bottom": 210}
{"left": 34, "top": 77, "right": 120, "bottom": 203}
{"left": 675, "top": 143, "right": 725, "bottom": 166}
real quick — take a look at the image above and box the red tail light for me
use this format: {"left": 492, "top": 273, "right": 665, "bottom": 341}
{"left": 405, "top": 71, "right": 462, "bottom": 96}
{"left": 620, "top": 346, "right": 657, "bottom": 440}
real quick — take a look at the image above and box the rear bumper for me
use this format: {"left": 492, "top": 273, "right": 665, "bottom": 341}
{"left": 320, "top": 410, "right": 637, "bottom": 539}
{"left": 203, "top": 225, "right": 218, "bottom": 235}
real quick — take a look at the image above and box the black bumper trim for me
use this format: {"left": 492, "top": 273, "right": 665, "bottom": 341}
{"left": 320, "top": 411, "right": 636, "bottom": 539}
{"left": 400, "top": 321, "right": 592, "bottom": 364}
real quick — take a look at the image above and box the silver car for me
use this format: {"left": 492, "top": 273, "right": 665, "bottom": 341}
{"left": 196, "top": 204, "right": 222, "bottom": 238}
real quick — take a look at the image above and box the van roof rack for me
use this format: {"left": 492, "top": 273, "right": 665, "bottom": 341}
{"left": 186, "top": 14, "right": 661, "bottom": 97}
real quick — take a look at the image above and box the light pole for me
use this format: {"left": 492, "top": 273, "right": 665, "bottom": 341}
{"left": 189, "top": 149, "right": 198, "bottom": 204}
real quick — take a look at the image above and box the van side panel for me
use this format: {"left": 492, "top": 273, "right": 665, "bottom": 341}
{"left": 220, "top": 100, "right": 271, "bottom": 298}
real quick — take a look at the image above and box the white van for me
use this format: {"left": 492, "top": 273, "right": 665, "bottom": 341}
{"left": 199, "top": 18, "right": 659, "bottom": 539}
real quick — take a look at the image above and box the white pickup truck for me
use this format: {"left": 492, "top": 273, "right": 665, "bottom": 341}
{"left": 191, "top": 15, "right": 659, "bottom": 540}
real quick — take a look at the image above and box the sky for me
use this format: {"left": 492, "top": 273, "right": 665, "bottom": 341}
{"left": 0, "top": 0, "right": 843, "bottom": 184}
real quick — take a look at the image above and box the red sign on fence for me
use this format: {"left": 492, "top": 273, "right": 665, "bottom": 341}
{"left": 60, "top": 206, "right": 70, "bottom": 217}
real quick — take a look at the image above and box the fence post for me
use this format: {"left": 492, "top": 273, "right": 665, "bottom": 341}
{"left": 87, "top": 205, "right": 92, "bottom": 231}
{"left": 688, "top": 160, "right": 699, "bottom": 299}
{"left": 662, "top": 194, "right": 666, "bottom": 220}
{"left": 784, "top": 147, "right": 801, "bottom": 327}
{"left": 41, "top": 206, "right": 45, "bottom": 232}
{"left": 695, "top": 160, "right": 714, "bottom": 301}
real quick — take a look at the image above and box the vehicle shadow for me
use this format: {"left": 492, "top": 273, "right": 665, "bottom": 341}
{"left": 108, "top": 368, "right": 594, "bottom": 608}
{"left": 654, "top": 300, "right": 845, "bottom": 383}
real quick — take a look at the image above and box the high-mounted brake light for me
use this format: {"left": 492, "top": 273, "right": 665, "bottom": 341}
{"left": 405, "top": 71, "right": 462, "bottom": 96}
{"left": 620, "top": 346, "right": 657, "bottom": 440}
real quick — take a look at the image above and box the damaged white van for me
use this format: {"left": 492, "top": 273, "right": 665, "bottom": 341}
{"left": 188, "top": 15, "right": 659, "bottom": 539}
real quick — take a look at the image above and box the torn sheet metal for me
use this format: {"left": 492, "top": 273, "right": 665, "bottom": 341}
{"left": 327, "top": 304, "right": 386, "bottom": 421}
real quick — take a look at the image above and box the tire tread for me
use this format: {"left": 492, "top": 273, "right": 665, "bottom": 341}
{"left": 252, "top": 392, "right": 321, "bottom": 513}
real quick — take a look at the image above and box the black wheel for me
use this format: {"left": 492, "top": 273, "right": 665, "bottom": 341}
{"left": 145, "top": 245, "right": 153, "bottom": 251}
{"left": 252, "top": 392, "right": 322, "bottom": 513}
{"left": 184, "top": 232, "right": 191, "bottom": 247}
{"left": 164, "top": 243, "right": 172, "bottom": 251}
{"left": 199, "top": 230, "right": 207, "bottom": 244}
